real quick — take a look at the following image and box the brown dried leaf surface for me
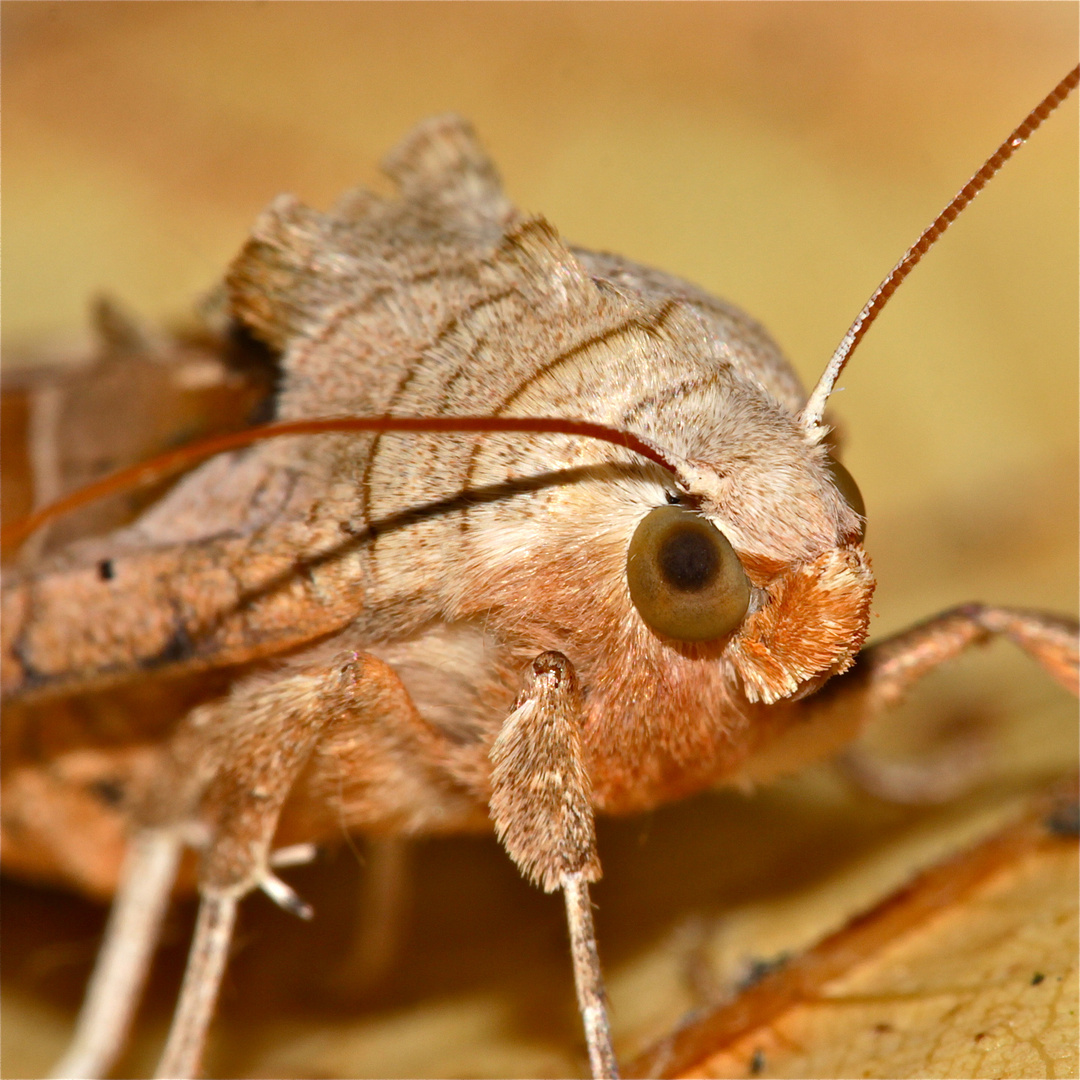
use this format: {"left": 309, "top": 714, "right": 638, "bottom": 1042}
{"left": 0, "top": 314, "right": 275, "bottom": 554}
{"left": 715, "top": 841, "right": 1077, "bottom": 1080}
{"left": 629, "top": 782, "right": 1079, "bottom": 1080}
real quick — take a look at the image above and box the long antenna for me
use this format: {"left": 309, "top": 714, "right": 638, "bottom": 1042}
{"left": 1, "top": 414, "right": 677, "bottom": 552}
{"left": 801, "top": 64, "right": 1079, "bottom": 430}
{"left": 7, "top": 69, "right": 1076, "bottom": 552}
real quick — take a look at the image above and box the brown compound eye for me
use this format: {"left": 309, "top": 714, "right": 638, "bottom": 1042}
{"left": 825, "top": 455, "right": 866, "bottom": 541}
{"left": 626, "top": 505, "right": 750, "bottom": 642}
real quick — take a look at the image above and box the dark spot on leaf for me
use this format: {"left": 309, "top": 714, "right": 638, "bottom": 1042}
{"left": 738, "top": 952, "right": 789, "bottom": 991}
{"left": 90, "top": 777, "right": 125, "bottom": 807}
{"left": 1044, "top": 799, "right": 1079, "bottom": 837}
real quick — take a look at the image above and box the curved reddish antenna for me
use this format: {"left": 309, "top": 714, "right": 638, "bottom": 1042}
{"left": 7, "top": 69, "right": 1076, "bottom": 552}
{"left": 801, "top": 64, "right": 1079, "bottom": 430}
{"left": 1, "top": 414, "right": 678, "bottom": 552}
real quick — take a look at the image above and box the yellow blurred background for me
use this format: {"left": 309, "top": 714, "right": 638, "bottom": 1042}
{"left": 2, "top": 4, "right": 1076, "bottom": 1077}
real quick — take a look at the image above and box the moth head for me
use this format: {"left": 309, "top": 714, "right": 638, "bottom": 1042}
{"left": 622, "top": 439, "right": 871, "bottom": 705}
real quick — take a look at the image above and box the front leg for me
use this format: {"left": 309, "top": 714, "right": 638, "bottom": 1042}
{"left": 852, "top": 604, "right": 1078, "bottom": 702}
{"left": 156, "top": 648, "right": 473, "bottom": 1079}
{"left": 489, "top": 653, "right": 616, "bottom": 1080}
{"left": 54, "top": 649, "right": 461, "bottom": 1080}
{"left": 151, "top": 664, "right": 341, "bottom": 1080}
{"left": 738, "top": 603, "right": 1079, "bottom": 793}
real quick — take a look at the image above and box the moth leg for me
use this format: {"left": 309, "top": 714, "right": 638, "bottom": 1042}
{"left": 489, "top": 652, "right": 617, "bottom": 1080}
{"left": 326, "top": 836, "right": 413, "bottom": 1000}
{"left": 838, "top": 726, "right": 990, "bottom": 804}
{"left": 151, "top": 650, "right": 446, "bottom": 1080}
{"left": 738, "top": 604, "right": 1078, "bottom": 793}
{"left": 152, "top": 692, "right": 326, "bottom": 1079}
{"left": 852, "top": 604, "right": 1078, "bottom": 701}
{"left": 50, "top": 829, "right": 183, "bottom": 1080}
{"left": 842, "top": 604, "right": 1077, "bottom": 801}
{"left": 564, "top": 871, "right": 618, "bottom": 1080}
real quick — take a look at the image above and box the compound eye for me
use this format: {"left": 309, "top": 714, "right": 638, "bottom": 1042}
{"left": 626, "top": 505, "right": 750, "bottom": 642}
{"left": 825, "top": 455, "right": 866, "bottom": 541}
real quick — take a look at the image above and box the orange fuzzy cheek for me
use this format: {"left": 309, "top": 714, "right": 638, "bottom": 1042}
{"left": 732, "top": 547, "right": 875, "bottom": 704}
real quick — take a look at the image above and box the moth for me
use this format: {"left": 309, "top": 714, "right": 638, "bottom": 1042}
{"left": 2, "top": 69, "right": 1078, "bottom": 1080}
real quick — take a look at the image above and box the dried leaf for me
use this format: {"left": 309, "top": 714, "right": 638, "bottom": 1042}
{"left": 628, "top": 781, "right": 1079, "bottom": 1080}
